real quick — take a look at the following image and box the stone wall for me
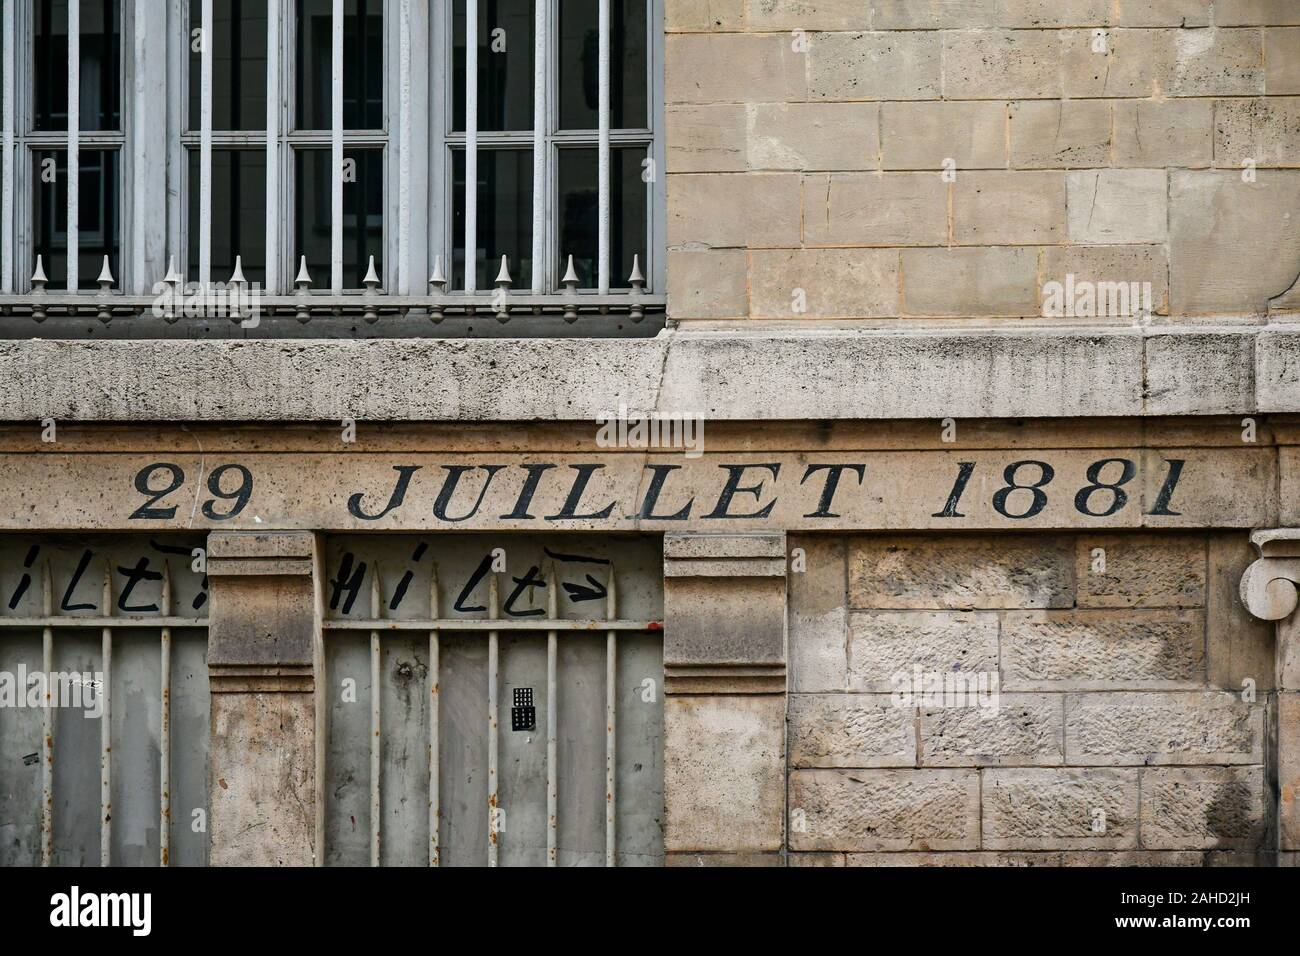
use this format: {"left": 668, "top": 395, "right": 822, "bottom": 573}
{"left": 666, "top": 0, "right": 1300, "bottom": 322}
{"left": 786, "top": 531, "right": 1277, "bottom": 864}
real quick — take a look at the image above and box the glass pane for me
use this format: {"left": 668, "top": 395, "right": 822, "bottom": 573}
{"left": 188, "top": 0, "right": 268, "bottom": 131}
{"left": 452, "top": 0, "right": 534, "bottom": 133}
{"left": 34, "top": 0, "right": 122, "bottom": 132}
{"left": 452, "top": 148, "right": 533, "bottom": 291}
{"left": 556, "top": 146, "right": 647, "bottom": 290}
{"left": 558, "top": 0, "right": 646, "bottom": 131}
{"left": 32, "top": 149, "right": 121, "bottom": 290}
{"left": 296, "top": 0, "right": 383, "bottom": 131}
{"left": 295, "top": 147, "right": 383, "bottom": 288}
{"left": 188, "top": 149, "right": 268, "bottom": 285}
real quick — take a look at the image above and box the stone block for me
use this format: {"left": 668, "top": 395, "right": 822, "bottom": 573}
{"left": 943, "top": 29, "right": 1062, "bottom": 98}
{"left": 1067, "top": 169, "right": 1168, "bottom": 244}
{"left": 748, "top": 103, "right": 880, "bottom": 171}
{"left": 1074, "top": 533, "right": 1206, "bottom": 607}
{"left": 809, "top": 31, "right": 942, "bottom": 100}
{"left": 848, "top": 610, "right": 999, "bottom": 691}
{"left": 1064, "top": 692, "right": 1263, "bottom": 765}
{"left": 804, "top": 172, "right": 949, "bottom": 246}
{"left": 902, "top": 247, "right": 1040, "bottom": 317}
{"left": 881, "top": 100, "right": 1007, "bottom": 170}
{"left": 1215, "top": 97, "right": 1300, "bottom": 167}
{"left": 954, "top": 171, "right": 1066, "bottom": 244}
{"left": 1009, "top": 100, "right": 1112, "bottom": 169}
{"left": 920, "top": 693, "right": 1065, "bottom": 766}
{"left": 667, "top": 248, "right": 749, "bottom": 319}
{"left": 666, "top": 104, "right": 748, "bottom": 173}
{"left": 789, "top": 693, "right": 916, "bottom": 767}
{"left": 1113, "top": 98, "right": 1214, "bottom": 167}
{"left": 1266, "top": 28, "right": 1300, "bottom": 92}
{"left": 983, "top": 768, "right": 1139, "bottom": 849}
{"left": 1039, "top": 244, "right": 1169, "bottom": 317}
{"left": 668, "top": 172, "right": 802, "bottom": 249}
{"left": 666, "top": 33, "right": 808, "bottom": 104}
{"left": 749, "top": 248, "right": 900, "bottom": 319}
{"left": 1140, "top": 766, "right": 1267, "bottom": 849}
{"left": 788, "top": 535, "right": 849, "bottom": 693}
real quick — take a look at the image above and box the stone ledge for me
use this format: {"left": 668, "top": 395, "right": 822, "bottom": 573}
{"left": 0, "top": 325, "right": 1295, "bottom": 422}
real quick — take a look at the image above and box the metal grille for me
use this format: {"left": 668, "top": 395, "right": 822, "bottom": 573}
{"left": 0, "top": 535, "right": 209, "bottom": 866}
{"left": 320, "top": 534, "right": 664, "bottom": 867}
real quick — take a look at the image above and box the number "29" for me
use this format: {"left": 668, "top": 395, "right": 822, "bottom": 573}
{"left": 130, "top": 462, "right": 253, "bottom": 520}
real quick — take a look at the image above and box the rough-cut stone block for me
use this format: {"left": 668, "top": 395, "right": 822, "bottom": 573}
{"left": 666, "top": 104, "right": 747, "bottom": 173}
{"left": 809, "top": 31, "right": 942, "bottom": 100}
{"left": 1113, "top": 98, "right": 1214, "bottom": 167}
{"left": 789, "top": 535, "right": 849, "bottom": 693}
{"left": 666, "top": 0, "right": 745, "bottom": 32}
{"left": 1169, "top": 169, "right": 1300, "bottom": 315}
{"left": 668, "top": 172, "right": 801, "bottom": 249}
{"left": 1002, "top": 610, "right": 1206, "bottom": 689}
{"left": 1060, "top": 29, "right": 1163, "bottom": 98}
{"left": 850, "top": 535, "right": 1073, "bottom": 609}
{"left": 1065, "top": 692, "right": 1263, "bottom": 765}
{"left": 745, "top": 0, "right": 873, "bottom": 30}
{"left": 1266, "top": 28, "right": 1300, "bottom": 93}
{"left": 665, "top": 34, "right": 807, "bottom": 104}
{"left": 748, "top": 103, "right": 879, "bottom": 171}
{"left": 881, "top": 101, "right": 1007, "bottom": 170}
{"left": 954, "top": 171, "right": 1066, "bottom": 244}
{"left": 921, "top": 694, "right": 1064, "bottom": 766}
{"left": 871, "top": 0, "right": 996, "bottom": 29}
{"left": 1067, "top": 169, "right": 1168, "bottom": 244}
{"left": 1217, "top": 0, "right": 1300, "bottom": 26}
{"left": 1206, "top": 533, "right": 1275, "bottom": 692}
{"left": 1075, "top": 533, "right": 1206, "bottom": 607}
{"left": 848, "top": 610, "right": 999, "bottom": 691}
{"left": 984, "top": 768, "right": 1139, "bottom": 850}
{"left": 1165, "top": 27, "right": 1265, "bottom": 96}
{"left": 804, "top": 172, "right": 949, "bottom": 246}
{"left": 1146, "top": 333, "right": 1257, "bottom": 412}
{"left": 944, "top": 29, "right": 1062, "bottom": 98}
{"left": 1215, "top": 97, "right": 1300, "bottom": 167}
{"left": 902, "top": 247, "right": 1039, "bottom": 317}
{"left": 1039, "top": 245, "right": 1169, "bottom": 317}
{"left": 789, "top": 694, "right": 916, "bottom": 767}
{"left": 667, "top": 248, "right": 749, "bottom": 319}
{"left": 1140, "top": 767, "right": 1266, "bottom": 850}
{"left": 1009, "top": 100, "right": 1112, "bottom": 169}
{"left": 749, "top": 248, "right": 900, "bottom": 319}
{"left": 790, "top": 769, "right": 980, "bottom": 851}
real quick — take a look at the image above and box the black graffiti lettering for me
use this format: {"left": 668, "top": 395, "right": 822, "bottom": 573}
{"left": 933, "top": 461, "right": 977, "bottom": 519}
{"left": 7, "top": 545, "right": 39, "bottom": 610}
{"left": 545, "top": 465, "right": 615, "bottom": 521}
{"left": 388, "top": 542, "right": 428, "bottom": 611}
{"left": 1075, "top": 458, "right": 1136, "bottom": 518}
{"left": 329, "top": 552, "right": 367, "bottom": 614}
{"left": 454, "top": 553, "right": 495, "bottom": 613}
{"left": 1147, "top": 458, "right": 1186, "bottom": 517}
{"left": 117, "top": 557, "right": 162, "bottom": 613}
{"left": 130, "top": 463, "right": 185, "bottom": 520}
{"left": 704, "top": 464, "right": 781, "bottom": 519}
{"left": 60, "top": 550, "right": 97, "bottom": 612}
{"left": 503, "top": 565, "right": 547, "bottom": 617}
{"left": 434, "top": 465, "right": 506, "bottom": 522}
{"left": 542, "top": 547, "right": 611, "bottom": 566}
{"left": 563, "top": 574, "right": 609, "bottom": 604}
{"left": 632, "top": 464, "right": 693, "bottom": 520}
{"left": 801, "top": 464, "right": 865, "bottom": 519}
{"left": 349, "top": 465, "right": 421, "bottom": 521}
{"left": 150, "top": 540, "right": 208, "bottom": 610}
{"left": 500, "top": 464, "right": 557, "bottom": 520}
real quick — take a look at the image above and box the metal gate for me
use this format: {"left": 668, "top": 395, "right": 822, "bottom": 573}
{"left": 0, "top": 535, "right": 210, "bottom": 866}
{"left": 321, "top": 534, "right": 664, "bottom": 866}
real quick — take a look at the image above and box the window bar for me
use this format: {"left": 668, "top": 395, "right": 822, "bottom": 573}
{"left": 531, "top": 0, "right": 545, "bottom": 293}
{"left": 545, "top": 565, "right": 557, "bottom": 865}
{"left": 67, "top": 0, "right": 80, "bottom": 292}
{"left": 265, "top": 0, "right": 281, "bottom": 292}
{"left": 369, "top": 564, "right": 381, "bottom": 867}
{"left": 486, "top": 571, "right": 498, "bottom": 865}
{"left": 428, "top": 563, "right": 440, "bottom": 867}
{"left": 1, "top": 0, "right": 14, "bottom": 292}
{"left": 604, "top": 564, "right": 616, "bottom": 866}
{"left": 463, "top": 0, "right": 477, "bottom": 293}
{"left": 330, "top": 0, "right": 343, "bottom": 291}
{"left": 40, "top": 565, "right": 54, "bottom": 866}
{"left": 100, "top": 561, "right": 112, "bottom": 866}
{"left": 397, "top": 0, "right": 411, "bottom": 294}
{"left": 597, "top": 0, "right": 610, "bottom": 294}
{"left": 199, "top": 0, "right": 213, "bottom": 288}
{"left": 159, "top": 561, "right": 172, "bottom": 867}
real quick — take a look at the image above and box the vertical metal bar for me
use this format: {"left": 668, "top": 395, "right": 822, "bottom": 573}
{"left": 40, "top": 564, "right": 54, "bottom": 867}
{"left": 159, "top": 562, "right": 172, "bottom": 868}
{"left": 369, "top": 563, "right": 381, "bottom": 867}
{"left": 605, "top": 565, "right": 616, "bottom": 866}
{"left": 131, "top": 0, "right": 146, "bottom": 292}
{"left": 428, "top": 563, "right": 440, "bottom": 867}
{"left": 100, "top": 562, "right": 112, "bottom": 866}
{"left": 486, "top": 571, "right": 498, "bottom": 865}
{"left": 596, "top": 0, "right": 610, "bottom": 294}
{"left": 1, "top": 0, "right": 15, "bottom": 292}
{"left": 199, "top": 0, "right": 213, "bottom": 287}
{"left": 67, "top": 0, "right": 80, "bottom": 291}
{"left": 265, "top": 0, "right": 281, "bottom": 292}
{"left": 531, "top": 0, "right": 545, "bottom": 292}
{"left": 463, "top": 0, "right": 477, "bottom": 292}
{"left": 311, "top": 533, "right": 327, "bottom": 867}
{"left": 331, "top": 0, "right": 343, "bottom": 290}
{"left": 546, "top": 565, "right": 557, "bottom": 865}
{"left": 397, "top": 0, "right": 411, "bottom": 294}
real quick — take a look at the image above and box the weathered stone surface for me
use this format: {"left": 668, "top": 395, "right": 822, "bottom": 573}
{"left": 667, "top": 248, "right": 748, "bottom": 319}
{"left": 1074, "top": 533, "right": 1206, "bottom": 607}
{"left": 665, "top": 0, "right": 745, "bottom": 32}
{"left": 943, "top": 30, "right": 1062, "bottom": 98}
{"left": 1114, "top": 0, "right": 1211, "bottom": 27}
{"left": 1266, "top": 28, "right": 1300, "bottom": 93}
{"left": 1060, "top": 29, "right": 1161, "bottom": 98}
{"left": 748, "top": 103, "right": 880, "bottom": 171}
{"left": 1280, "top": 692, "right": 1300, "bottom": 851}
{"left": 1064, "top": 692, "right": 1263, "bottom": 765}
{"left": 1258, "top": 331, "right": 1300, "bottom": 413}
{"left": 902, "top": 247, "right": 1039, "bottom": 317}
{"left": 748, "top": 249, "right": 900, "bottom": 318}
{"left": 666, "top": 33, "right": 807, "bottom": 103}
{"left": 845, "top": 850, "right": 1257, "bottom": 865}
{"left": 1164, "top": 27, "right": 1264, "bottom": 95}
{"left": 871, "top": 0, "right": 996, "bottom": 29}
{"left": 850, "top": 535, "right": 1073, "bottom": 609}
{"left": 848, "top": 610, "right": 999, "bottom": 691}
{"left": 1215, "top": 97, "right": 1300, "bottom": 167}
{"left": 983, "top": 768, "right": 1139, "bottom": 849}
{"left": 804, "top": 172, "right": 949, "bottom": 246}
{"left": 1140, "top": 766, "right": 1267, "bottom": 849}
{"left": 881, "top": 100, "right": 1007, "bottom": 169}
{"left": 669, "top": 172, "right": 802, "bottom": 248}
{"left": 1145, "top": 332, "right": 1257, "bottom": 414}
{"left": 1217, "top": 0, "right": 1300, "bottom": 26}
{"left": 1067, "top": 169, "right": 1168, "bottom": 244}
{"left": 788, "top": 535, "right": 849, "bottom": 693}
{"left": 1001, "top": 610, "right": 1206, "bottom": 689}
{"left": 954, "top": 171, "right": 1067, "bottom": 244}
{"left": 994, "top": 0, "right": 1113, "bottom": 27}
{"left": 1206, "top": 533, "right": 1275, "bottom": 692}
{"left": 1040, "top": 245, "right": 1169, "bottom": 317}
{"left": 790, "top": 769, "right": 980, "bottom": 850}
{"left": 1009, "top": 100, "right": 1112, "bottom": 169}
{"left": 789, "top": 694, "right": 916, "bottom": 767}
{"left": 666, "top": 104, "right": 748, "bottom": 173}
{"left": 809, "top": 31, "right": 942, "bottom": 100}
{"left": 921, "top": 694, "right": 1065, "bottom": 766}
{"left": 745, "top": 0, "right": 873, "bottom": 30}
{"left": 1113, "top": 98, "right": 1214, "bottom": 167}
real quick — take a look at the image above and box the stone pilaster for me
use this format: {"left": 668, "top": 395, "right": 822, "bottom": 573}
{"left": 662, "top": 532, "right": 787, "bottom": 865}
{"left": 206, "top": 531, "right": 319, "bottom": 866}
{"left": 1240, "top": 530, "right": 1300, "bottom": 865}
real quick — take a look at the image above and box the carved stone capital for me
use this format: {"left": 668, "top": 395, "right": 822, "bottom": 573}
{"left": 1240, "top": 529, "right": 1300, "bottom": 621}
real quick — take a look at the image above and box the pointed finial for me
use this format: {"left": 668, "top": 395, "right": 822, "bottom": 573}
{"left": 163, "top": 255, "right": 182, "bottom": 285}
{"left": 493, "top": 256, "right": 512, "bottom": 324}
{"left": 363, "top": 255, "right": 381, "bottom": 290}
{"left": 495, "top": 255, "right": 512, "bottom": 287}
{"left": 295, "top": 256, "right": 313, "bottom": 289}
{"left": 229, "top": 255, "right": 247, "bottom": 286}
{"left": 429, "top": 254, "right": 447, "bottom": 290}
{"left": 561, "top": 255, "right": 580, "bottom": 324}
{"left": 628, "top": 255, "right": 646, "bottom": 322}
{"left": 97, "top": 256, "right": 115, "bottom": 288}
{"left": 31, "top": 255, "right": 48, "bottom": 288}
